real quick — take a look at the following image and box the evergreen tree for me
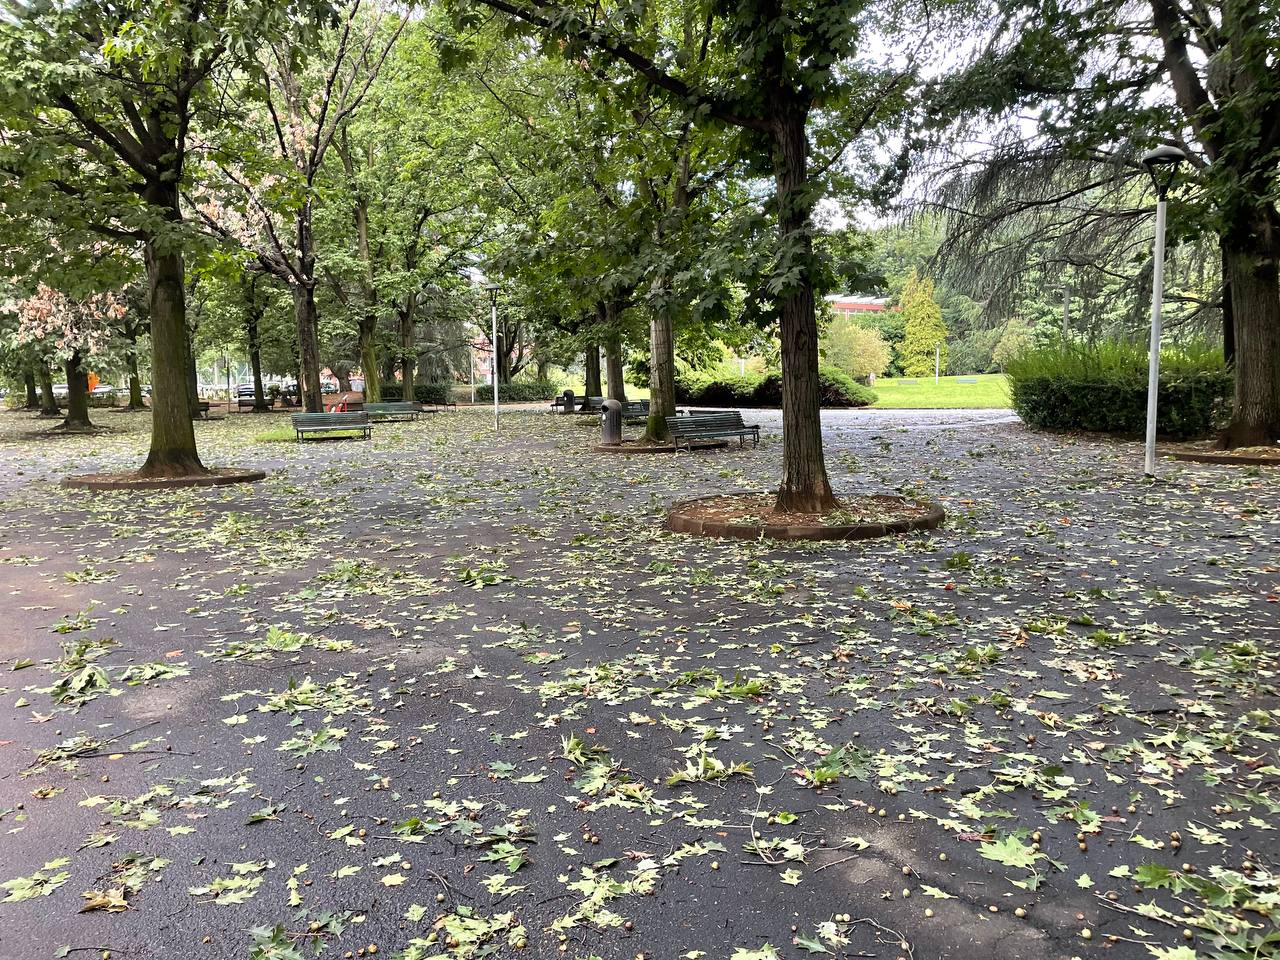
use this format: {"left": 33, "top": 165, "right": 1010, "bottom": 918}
{"left": 896, "top": 271, "right": 948, "bottom": 377}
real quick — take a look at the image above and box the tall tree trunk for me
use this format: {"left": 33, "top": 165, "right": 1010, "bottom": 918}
{"left": 604, "top": 327, "right": 627, "bottom": 404}
{"left": 1220, "top": 239, "right": 1235, "bottom": 365}
{"left": 141, "top": 225, "right": 205, "bottom": 477}
{"left": 246, "top": 309, "right": 269, "bottom": 411}
{"left": 645, "top": 304, "right": 677, "bottom": 442}
{"left": 344, "top": 132, "right": 382, "bottom": 403}
{"left": 62, "top": 350, "right": 93, "bottom": 430}
{"left": 772, "top": 110, "right": 835, "bottom": 512}
{"left": 358, "top": 313, "right": 381, "bottom": 402}
{"left": 584, "top": 344, "right": 602, "bottom": 397}
{"left": 293, "top": 282, "right": 323, "bottom": 413}
{"left": 399, "top": 302, "right": 415, "bottom": 405}
{"left": 1219, "top": 219, "right": 1280, "bottom": 446}
{"left": 186, "top": 336, "right": 200, "bottom": 417}
{"left": 126, "top": 350, "right": 144, "bottom": 410}
{"left": 22, "top": 368, "right": 38, "bottom": 409}
{"left": 38, "top": 365, "right": 59, "bottom": 417}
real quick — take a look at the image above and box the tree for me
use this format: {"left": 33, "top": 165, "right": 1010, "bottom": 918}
{"left": 0, "top": 0, "right": 327, "bottom": 475}
{"left": 455, "top": 0, "right": 921, "bottom": 511}
{"left": 15, "top": 285, "right": 126, "bottom": 430}
{"left": 929, "top": 0, "right": 1280, "bottom": 446}
{"left": 194, "top": 1, "right": 404, "bottom": 413}
{"left": 822, "top": 316, "right": 891, "bottom": 380}
{"left": 896, "top": 271, "right": 948, "bottom": 377}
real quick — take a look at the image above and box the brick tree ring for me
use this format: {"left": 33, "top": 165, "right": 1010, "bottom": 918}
{"left": 665, "top": 493, "right": 946, "bottom": 541}
{"left": 61, "top": 467, "right": 268, "bottom": 491}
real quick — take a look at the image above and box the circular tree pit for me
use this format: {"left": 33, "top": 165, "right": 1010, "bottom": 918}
{"left": 1167, "top": 441, "right": 1280, "bottom": 467}
{"left": 666, "top": 493, "right": 945, "bottom": 541}
{"left": 62, "top": 467, "right": 267, "bottom": 491}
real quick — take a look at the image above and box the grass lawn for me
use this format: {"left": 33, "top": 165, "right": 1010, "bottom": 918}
{"left": 871, "top": 373, "right": 1010, "bottom": 408}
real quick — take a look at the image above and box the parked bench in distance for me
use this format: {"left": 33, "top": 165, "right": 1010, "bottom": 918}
{"left": 956, "top": 377, "right": 978, "bottom": 383}
{"left": 622, "top": 399, "right": 650, "bottom": 423}
{"left": 666, "top": 411, "right": 760, "bottom": 450}
{"left": 365, "top": 401, "right": 426, "bottom": 421}
{"left": 291, "top": 412, "right": 372, "bottom": 441}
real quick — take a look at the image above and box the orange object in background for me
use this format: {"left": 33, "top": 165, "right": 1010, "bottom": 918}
{"left": 87, "top": 372, "right": 100, "bottom": 392}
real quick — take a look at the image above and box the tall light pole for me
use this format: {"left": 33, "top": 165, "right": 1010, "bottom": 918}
{"left": 1141, "top": 145, "right": 1186, "bottom": 477}
{"left": 484, "top": 282, "right": 500, "bottom": 433}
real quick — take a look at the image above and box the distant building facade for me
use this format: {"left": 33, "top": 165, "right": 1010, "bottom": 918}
{"left": 824, "top": 294, "right": 891, "bottom": 319}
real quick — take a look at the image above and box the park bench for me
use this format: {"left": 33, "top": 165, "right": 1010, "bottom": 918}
{"left": 622, "top": 400, "right": 650, "bottom": 423}
{"left": 665, "top": 411, "right": 760, "bottom": 450}
{"left": 365, "top": 401, "right": 423, "bottom": 422}
{"left": 237, "top": 387, "right": 269, "bottom": 411}
{"left": 899, "top": 379, "right": 919, "bottom": 385}
{"left": 192, "top": 400, "right": 211, "bottom": 419}
{"left": 956, "top": 377, "right": 978, "bottom": 383}
{"left": 291, "top": 411, "right": 372, "bottom": 442}
{"left": 577, "top": 396, "right": 605, "bottom": 414}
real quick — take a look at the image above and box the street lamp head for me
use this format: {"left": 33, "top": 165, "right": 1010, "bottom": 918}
{"left": 1141, "top": 145, "right": 1186, "bottom": 197}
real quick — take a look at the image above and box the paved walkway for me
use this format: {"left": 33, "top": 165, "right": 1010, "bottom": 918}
{"left": 0, "top": 408, "right": 1275, "bottom": 960}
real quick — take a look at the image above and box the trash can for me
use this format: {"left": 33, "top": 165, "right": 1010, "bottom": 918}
{"left": 560, "top": 389, "right": 575, "bottom": 414}
{"left": 600, "top": 398, "right": 623, "bottom": 445}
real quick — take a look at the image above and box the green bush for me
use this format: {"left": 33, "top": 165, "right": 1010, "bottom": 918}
{"left": 381, "top": 381, "right": 454, "bottom": 405}
{"left": 676, "top": 366, "right": 877, "bottom": 408}
{"left": 1005, "top": 340, "right": 1231, "bottom": 439}
{"left": 474, "top": 379, "right": 558, "bottom": 403}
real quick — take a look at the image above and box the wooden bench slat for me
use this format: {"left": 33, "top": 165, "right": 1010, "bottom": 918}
{"left": 664, "top": 411, "right": 759, "bottom": 449}
{"left": 291, "top": 412, "right": 371, "bottom": 441}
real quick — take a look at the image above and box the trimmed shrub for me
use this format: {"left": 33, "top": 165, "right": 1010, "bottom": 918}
{"left": 676, "top": 366, "right": 877, "bottom": 408}
{"left": 381, "top": 381, "right": 454, "bottom": 405}
{"left": 1006, "top": 340, "right": 1231, "bottom": 439}
{"left": 474, "top": 379, "right": 558, "bottom": 403}
{"left": 752, "top": 365, "right": 877, "bottom": 408}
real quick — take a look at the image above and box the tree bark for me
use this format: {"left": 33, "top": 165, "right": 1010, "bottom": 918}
{"left": 603, "top": 326, "right": 627, "bottom": 403}
{"left": 645, "top": 304, "right": 677, "bottom": 442}
{"left": 126, "top": 350, "right": 144, "bottom": 410}
{"left": 61, "top": 350, "right": 93, "bottom": 430}
{"left": 293, "top": 282, "right": 323, "bottom": 412}
{"left": 772, "top": 110, "right": 835, "bottom": 512}
{"left": 22, "top": 368, "right": 38, "bottom": 409}
{"left": 358, "top": 313, "right": 381, "bottom": 402}
{"left": 399, "top": 301, "right": 416, "bottom": 404}
{"left": 246, "top": 312, "right": 269, "bottom": 412}
{"left": 38, "top": 365, "right": 59, "bottom": 417}
{"left": 141, "top": 228, "right": 206, "bottom": 477}
{"left": 1220, "top": 239, "right": 1235, "bottom": 365}
{"left": 584, "top": 344, "right": 602, "bottom": 397}
{"left": 1218, "top": 219, "right": 1280, "bottom": 446}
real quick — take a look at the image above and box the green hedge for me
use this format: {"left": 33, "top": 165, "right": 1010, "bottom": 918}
{"left": 675, "top": 365, "right": 877, "bottom": 408}
{"left": 381, "top": 381, "right": 454, "bottom": 405}
{"left": 474, "top": 379, "right": 559, "bottom": 403}
{"left": 1006, "top": 340, "right": 1231, "bottom": 439}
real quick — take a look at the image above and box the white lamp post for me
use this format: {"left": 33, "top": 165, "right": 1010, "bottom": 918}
{"left": 484, "top": 282, "right": 500, "bottom": 433}
{"left": 1140, "top": 145, "right": 1186, "bottom": 477}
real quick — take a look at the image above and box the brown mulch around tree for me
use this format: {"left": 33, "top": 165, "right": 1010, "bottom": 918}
{"left": 677, "top": 493, "right": 936, "bottom": 527}
{"left": 1168, "top": 440, "right": 1280, "bottom": 466}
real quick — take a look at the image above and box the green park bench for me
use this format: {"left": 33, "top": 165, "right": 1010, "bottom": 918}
{"left": 291, "top": 412, "right": 372, "bottom": 441}
{"left": 665, "top": 411, "right": 760, "bottom": 451}
{"left": 365, "top": 401, "right": 425, "bottom": 421}
{"left": 956, "top": 377, "right": 978, "bottom": 383}
{"left": 622, "top": 400, "right": 651, "bottom": 423}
